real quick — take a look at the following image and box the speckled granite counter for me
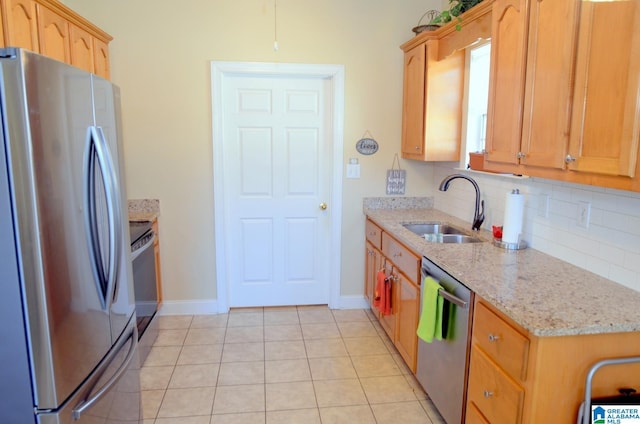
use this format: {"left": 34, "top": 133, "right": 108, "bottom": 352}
{"left": 128, "top": 199, "right": 160, "bottom": 222}
{"left": 365, "top": 204, "right": 640, "bottom": 337}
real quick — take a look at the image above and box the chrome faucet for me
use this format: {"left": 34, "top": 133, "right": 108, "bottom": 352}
{"left": 438, "top": 174, "right": 485, "bottom": 231}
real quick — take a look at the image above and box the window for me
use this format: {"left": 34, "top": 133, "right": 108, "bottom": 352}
{"left": 463, "top": 42, "right": 491, "bottom": 167}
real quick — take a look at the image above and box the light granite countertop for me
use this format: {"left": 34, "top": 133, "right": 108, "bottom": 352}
{"left": 365, "top": 203, "right": 640, "bottom": 337}
{"left": 128, "top": 199, "right": 160, "bottom": 222}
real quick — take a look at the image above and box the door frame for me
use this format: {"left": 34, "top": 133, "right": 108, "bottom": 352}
{"left": 210, "top": 61, "right": 344, "bottom": 313}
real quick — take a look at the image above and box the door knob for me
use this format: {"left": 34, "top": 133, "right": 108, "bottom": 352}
{"left": 319, "top": 202, "right": 327, "bottom": 210}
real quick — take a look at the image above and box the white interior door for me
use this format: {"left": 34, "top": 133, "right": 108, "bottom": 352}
{"left": 212, "top": 63, "right": 343, "bottom": 309}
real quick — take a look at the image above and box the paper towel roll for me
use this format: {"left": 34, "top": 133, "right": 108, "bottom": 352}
{"left": 502, "top": 190, "right": 524, "bottom": 244}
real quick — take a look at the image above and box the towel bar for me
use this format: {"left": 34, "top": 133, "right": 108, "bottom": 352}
{"left": 438, "top": 289, "right": 468, "bottom": 309}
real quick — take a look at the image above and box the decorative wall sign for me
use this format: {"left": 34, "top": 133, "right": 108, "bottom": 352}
{"left": 355, "top": 130, "right": 379, "bottom": 155}
{"left": 386, "top": 154, "right": 406, "bottom": 195}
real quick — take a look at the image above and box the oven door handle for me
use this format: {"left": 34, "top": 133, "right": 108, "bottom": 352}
{"left": 438, "top": 289, "right": 468, "bottom": 309}
{"left": 131, "top": 234, "right": 155, "bottom": 261}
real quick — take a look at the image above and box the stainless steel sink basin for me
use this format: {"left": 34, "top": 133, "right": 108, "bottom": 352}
{"left": 402, "top": 222, "right": 462, "bottom": 235}
{"left": 402, "top": 222, "right": 482, "bottom": 244}
{"left": 438, "top": 234, "right": 482, "bottom": 243}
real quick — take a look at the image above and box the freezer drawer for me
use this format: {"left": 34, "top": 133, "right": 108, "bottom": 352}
{"left": 37, "top": 317, "right": 141, "bottom": 424}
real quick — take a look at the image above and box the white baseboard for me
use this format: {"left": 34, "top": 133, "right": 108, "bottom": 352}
{"left": 334, "top": 295, "right": 369, "bottom": 310}
{"left": 156, "top": 295, "right": 368, "bottom": 315}
{"left": 158, "top": 299, "right": 219, "bottom": 315}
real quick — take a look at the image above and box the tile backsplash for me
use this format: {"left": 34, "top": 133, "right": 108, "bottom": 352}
{"left": 431, "top": 164, "right": 640, "bottom": 292}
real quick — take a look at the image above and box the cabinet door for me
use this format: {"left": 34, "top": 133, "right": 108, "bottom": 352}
{"left": 568, "top": 1, "right": 640, "bottom": 177}
{"left": 401, "top": 43, "right": 426, "bottom": 158}
{"left": 0, "top": 4, "right": 5, "bottom": 48}
{"left": 379, "top": 263, "right": 396, "bottom": 341}
{"left": 152, "top": 219, "right": 163, "bottom": 305}
{"left": 36, "top": 3, "right": 69, "bottom": 64}
{"left": 4, "top": 0, "right": 39, "bottom": 52}
{"left": 364, "top": 241, "right": 379, "bottom": 307}
{"left": 519, "top": 0, "right": 579, "bottom": 169}
{"left": 93, "top": 37, "right": 110, "bottom": 79}
{"left": 69, "top": 23, "right": 93, "bottom": 74}
{"left": 395, "top": 274, "right": 419, "bottom": 372}
{"left": 485, "top": 0, "right": 528, "bottom": 166}
{"left": 424, "top": 40, "right": 464, "bottom": 161}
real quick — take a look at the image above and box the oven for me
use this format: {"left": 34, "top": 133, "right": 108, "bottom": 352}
{"left": 129, "top": 221, "right": 158, "bottom": 340}
{"left": 416, "top": 256, "right": 474, "bottom": 424}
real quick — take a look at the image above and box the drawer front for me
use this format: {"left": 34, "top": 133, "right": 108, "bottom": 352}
{"left": 466, "top": 402, "right": 491, "bottom": 424}
{"left": 365, "top": 219, "right": 382, "bottom": 249}
{"left": 473, "top": 301, "right": 529, "bottom": 381}
{"left": 467, "top": 345, "right": 524, "bottom": 424}
{"left": 381, "top": 233, "right": 420, "bottom": 282}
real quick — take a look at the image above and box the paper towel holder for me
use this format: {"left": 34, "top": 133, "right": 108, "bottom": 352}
{"left": 493, "top": 188, "right": 528, "bottom": 250}
{"left": 492, "top": 238, "right": 527, "bottom": 251}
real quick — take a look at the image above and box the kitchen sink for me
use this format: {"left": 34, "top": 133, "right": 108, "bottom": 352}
{"left": 402, "top": 222, "right": 482, "bottom": 244}
{"left": 403, "top": 222, "right": 462, "bottom": 235}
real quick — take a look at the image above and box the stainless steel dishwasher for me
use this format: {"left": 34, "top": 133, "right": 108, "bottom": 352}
{"left": 416, "top": 256, "right": 474, "bottom": 424}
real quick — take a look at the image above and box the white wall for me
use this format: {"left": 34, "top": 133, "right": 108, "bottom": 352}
{"left": 63, "top": 0, "right": 440, "bottom": 306}
{"left": 431, "top": 163, "right": 640, "bottom": 292}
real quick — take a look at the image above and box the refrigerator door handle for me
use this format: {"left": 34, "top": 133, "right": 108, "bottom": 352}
{"left": 93, "top": 126, "right": 123, "bottom": 304}
{"left": 83, "top": 127, "right": 108, "bottom": 309}
{"left": 83, "top": 126, "right": 122, "bottom": 310}
{"left": 72, "top": 324, "right": 138, "bottom": 420}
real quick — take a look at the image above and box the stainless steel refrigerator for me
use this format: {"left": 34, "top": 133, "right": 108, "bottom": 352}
{"left": 0, "top": 48, "right": 141, "bottom": 423}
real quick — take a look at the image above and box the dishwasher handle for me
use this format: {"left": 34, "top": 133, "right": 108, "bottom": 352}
{"left": 438, "top": 289, "right": 468, "bottom": 309}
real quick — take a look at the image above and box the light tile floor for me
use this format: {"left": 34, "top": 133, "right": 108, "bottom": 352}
{"left": 140, "top": 305, "right": 446, "bottom": 424}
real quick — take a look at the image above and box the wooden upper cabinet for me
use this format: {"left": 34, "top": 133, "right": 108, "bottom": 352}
{"left": 401, "top": 39, "right": 464, "bottom": 161}
{"left": 485, "top": 0, "right": 528, "bottom": 167}
{"left": 485, "top": 0, "right": 579, "bottom": 171}
{"left": 568, "top": 1, "right": 640, "bottom": 178}
{"left": 92, "top": 37, "right": 109, "bottom": 79}
{"left": 519, "top": 0, "right": 579, "bottom": 170}
{"left": 36, "top": 2, "right": 69, "bottom": 63}
{"left": 401, "top": 43, "right": 426, "bottom": 158}
{"left": 4, "top": 0, "right": 39, "bottom": 52}
{"left": 69, "top": 23, "right": 93, "bottom": 73}
{"left": 1, "top": 0, "right": 112, "bottom": 78}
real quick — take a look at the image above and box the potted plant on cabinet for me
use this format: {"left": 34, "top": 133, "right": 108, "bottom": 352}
{"left": 430, "top": 0, "right": 484, "bottom": 30}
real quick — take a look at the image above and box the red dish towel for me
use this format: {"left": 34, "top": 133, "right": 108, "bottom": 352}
{"left": 373, "top": 270, "right": 385, "bottom": 309}
{"left": 382, "top": 277, "right": 392, "bottom": 316}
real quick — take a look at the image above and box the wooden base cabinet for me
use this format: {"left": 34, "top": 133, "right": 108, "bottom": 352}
{"left": 1, "top": 0, "right": 112, "bottom": 78}
{"left": 152, "top": 218, "right": 163, "bottom": 307}
{"left": 364, "top": 218, "right": 421, "bottom": 372}
{"left": 468, "top": 297, "right": 640, "bottom": 423}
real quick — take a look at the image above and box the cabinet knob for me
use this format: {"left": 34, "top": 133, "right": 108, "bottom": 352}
{"left": 516, "top": 152, "right": 526, "bottom": 159}
{"left": 393, "top": 252, "right": 402, "bottom": 258}
{"left": 319, "top": 202, "right": 328, "bottom": 210}
{"left": 483, "top": 390, "right": 494, "bottom": 398}
{"left": 565, "top": 154, "right": 577, "bottom": 164}
{"left": 488, "top": 333, "right": 500, "bottom": 342}
{"left": 415, "top": 146, "right": 420, "bottom": 151}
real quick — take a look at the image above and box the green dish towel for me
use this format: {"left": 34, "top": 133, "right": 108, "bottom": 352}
{"left": 416, "top": 276, "right": 444, "bottom": 343}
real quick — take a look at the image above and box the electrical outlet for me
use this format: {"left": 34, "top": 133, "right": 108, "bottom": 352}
{"left": 577, "top": 201, "right": 591, "bottom": 228}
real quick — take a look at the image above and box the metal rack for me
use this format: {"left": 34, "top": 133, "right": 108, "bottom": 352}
{"left": 578, "top": 356, "right": 640, "bottom": 424}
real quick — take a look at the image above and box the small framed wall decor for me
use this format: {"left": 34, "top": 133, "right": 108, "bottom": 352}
{"left": 355, "top": 130, "right": 379, "bottom": 155}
